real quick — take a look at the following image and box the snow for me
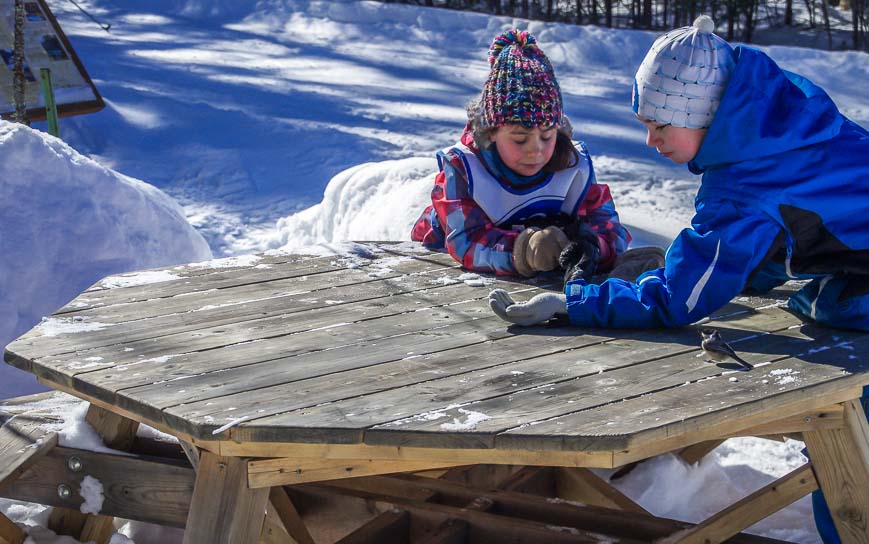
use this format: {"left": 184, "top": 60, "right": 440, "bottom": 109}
{"left": 78, "top": 476, "right": 105, "bottom": 515}
{"left": 2, "top": 0, "right": 867, "bottom": 541}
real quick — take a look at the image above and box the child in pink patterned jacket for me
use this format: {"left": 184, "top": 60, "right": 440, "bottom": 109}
{"left": 411, "top": 29, "right": 637, "bottom": 280}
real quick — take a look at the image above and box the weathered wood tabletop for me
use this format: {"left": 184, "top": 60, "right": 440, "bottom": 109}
{"left": 5, "top": 242, "right": 869, "bottom": 543}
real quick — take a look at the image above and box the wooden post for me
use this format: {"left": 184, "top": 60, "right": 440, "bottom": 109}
{"left": 39, "top": 68, "right": 59, "bottom": 137}
{"left": 184, "top": 451, "right": 269, "bottom": 544}
{"left": 0, "top": 512, "right": 25, "bottom": 544}
{"left": 803, "top": 399, "right": 869, "bottom": 543}
{"left": 555, "top": 467, "right": 649, "bottom": 514}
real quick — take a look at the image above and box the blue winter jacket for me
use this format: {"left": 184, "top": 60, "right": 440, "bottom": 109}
{"left": 565, "top": 46, "right": 869, "bottom": 328}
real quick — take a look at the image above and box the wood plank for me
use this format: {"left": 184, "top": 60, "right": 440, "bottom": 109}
{"left": 310, "top": 476, "right": 786, "bottom": 544}
{"left": 85, "top": 404, "right": 139, "bottom": 450}
{"left": 677, "top": 440, "right": 724, "bottom": 466}
{"left": 0, "top": 446, "right": 194, "bottom": 528}
{"left": 259, "top": 503, "right": 297, "bottom": 544}
{"left": 184, "top": 452, "right": 269, "bottom": 544}
{"left": 0, "top": 413, "right": 58, "bottom": 489}
{"left": 555, "top": 467, "right": 649, "bottom": 514}
{"left": 87, "top": 304, "right": 515, "bottom": 407}
{"left": 724, "top": 405, "right": 845, "bottom": 438}
{"left": 661, "top": 463, "right": 817, "bottom": 544}
{"left": 0, "top": 513, "right": 24, "bottom": 544}
{"left": 66, "top": 246, "right": 446, "bottom": 310}
{"left": 301, "top": 311, "right": 812, "bottom": 449}
{"left": 13, "top": 287, "right": 512, "bottom": 413}
{"left": 269, "top": 487, "right": 316, "bottom": 544}
{"left": 10, "top": 262, "right": 487, "bottom": 364}
{"left": 80, "top": 515, "right": 115, "bottom": 544}
{"left": 496, "top": 331, "right": 869, "bottom": 454}
{"left": 803, "top": 398, "right": 869, "bottom": 544}
{"left": 149, "top": 321, "right": 607, "bottom": 441}
{"left": 57, "top": 250, "right": 457, "bottom": 322}
{"left": 53, "top": 405, "right": 141, "bottom": 541}
{"left": 248, "top": 458, "right": 460, "bottom": 488}
{"left": 335, "top": 509, "right": 410, "bottom": 544}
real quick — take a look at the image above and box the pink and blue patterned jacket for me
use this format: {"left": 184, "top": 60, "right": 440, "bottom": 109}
{"left": 411, "top": 126, "right": 630, "bottom": 276}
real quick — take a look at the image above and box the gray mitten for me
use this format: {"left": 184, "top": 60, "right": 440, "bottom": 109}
{"left": 607, "top": 246, "right": 666, "bottom": 282}
{"left": 489, "top": 289, "right": 567, "bottom": 326}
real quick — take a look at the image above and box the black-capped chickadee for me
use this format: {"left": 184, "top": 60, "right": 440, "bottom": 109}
{"left": 699, "top": 328, "right": 754, "bottom": 371}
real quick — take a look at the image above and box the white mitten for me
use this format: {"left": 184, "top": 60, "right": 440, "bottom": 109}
{"left": 488, "top": 289, "right": 567, "bottom": 326}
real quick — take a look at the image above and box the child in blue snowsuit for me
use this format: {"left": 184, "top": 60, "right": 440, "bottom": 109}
{"left": 489, "top": 16, "right": 869, "bottom": 543}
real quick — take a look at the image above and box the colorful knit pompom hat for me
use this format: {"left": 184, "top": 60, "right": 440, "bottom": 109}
{"left": 480, "top": 29, "right": 563, "bottom": 129}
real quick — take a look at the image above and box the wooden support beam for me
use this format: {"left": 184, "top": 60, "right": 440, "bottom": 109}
{"left": 0, "top": 414, "right": 57, "bottom": 490}
{"left": 496, "top": 466, "right": 555, "bottom": 495}
{"left": 259, "top": 503, "right": 296, "bottom": 544}
{"left": 555, "top": 467, "right": 649, "bottom": 514}
{"left": 313, "top": 475, "right": 783, "bottom": 543}
{"left": 184, "top": 451, "right": 269, "bottom": 544}
{"left": 84, "top": 404, "right": 139, "bottom": 450}
{"left": 248, "top": 457, "right": 459, "bottom": 488}
{"left": 416, "top": 518, "right": 468, "bottom": 544}
{"left": 80, "top": 514, "right": 115, "bottom": 544}
{"left": 0, "top": 512, "right": 25, "bottom": 544}
{"left": 660, "top": 463, "right": 817, "bottom": 544}
{"left": 803, "top": 399, "right": 869, "bottom": 544}
{"left": 48, "top": 404, "right": 140, "bottom": 541}
{"left": 0, "top": 446, "right": 194, "bottom": 527}
{"left": 677, "top": 440, "right": 724, "bottom": 466}
{"left": 335, "top": 509, "right": 410, "bottom": 544}
{"left": 269, "top": 486, "right": 316, "bottom": 544}
{"left": 727, "top": 405, "right": 845, "bottom": 439}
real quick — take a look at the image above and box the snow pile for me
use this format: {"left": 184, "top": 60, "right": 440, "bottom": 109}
{"left": 276, "top": 157, "right": 435, "bottom": 251}
{"left": 0, "top": 121, "right": 211, "bottom": 397}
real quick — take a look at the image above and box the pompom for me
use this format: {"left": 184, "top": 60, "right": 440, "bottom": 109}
{"left": 488, "top": 29, "right": 536, "bottom": 66}
{"left": 693, "top": 15, "right": 716, "bottom": 33}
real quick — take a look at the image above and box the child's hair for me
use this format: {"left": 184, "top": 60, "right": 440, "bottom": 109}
{"left": 467, "top": 100, "right": 579, "bottom": 173}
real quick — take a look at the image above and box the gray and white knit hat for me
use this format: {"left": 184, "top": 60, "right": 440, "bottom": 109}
{"left": 632, "top": 16, "right": 735, "bottom": 129}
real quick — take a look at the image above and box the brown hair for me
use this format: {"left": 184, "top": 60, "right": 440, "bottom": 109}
{"left": 467, "top": 100, "right": 580, "bottom": 174}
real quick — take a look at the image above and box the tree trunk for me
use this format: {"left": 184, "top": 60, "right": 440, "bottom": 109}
{"left": 820, "top": 0, "right": 833, "bottom": 48}
{"left": 785, "top": 0, "right": 794, "bottom": 24}
{"left": 642, "top": 0, "right": 652, "bottom": 27}
{"left": 605, "top": 0, "right": 613, "bottom": 26}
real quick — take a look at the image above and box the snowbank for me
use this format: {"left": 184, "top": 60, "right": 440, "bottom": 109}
{"left": 0, "top": 121, "right": 211, "bottom": 398}
{"left": 276, "top": 157, "right": 436, "bottom": 251}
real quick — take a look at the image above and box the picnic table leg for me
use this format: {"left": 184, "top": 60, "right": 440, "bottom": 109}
{"left": 0, "top": 512, "right": 25, "bottom": 544}
{"left": 183, "top": 451, "right": 269, "bottom": 544}
{"left": 802, "top": 398, "right": 869, "bottom": 544}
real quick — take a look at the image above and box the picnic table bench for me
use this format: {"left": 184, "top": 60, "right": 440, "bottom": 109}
{"left": 3, "top": 243, "right": 868, "bottom": 544}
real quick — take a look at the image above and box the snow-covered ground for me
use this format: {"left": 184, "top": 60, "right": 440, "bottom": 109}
{"left": 2, "top": 0, "right": 868, "bottom": 542}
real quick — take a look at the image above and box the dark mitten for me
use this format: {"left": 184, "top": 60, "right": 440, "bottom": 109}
{"left": 607, "top": 246, "right": 665, "bottom": 282}
{"left": 559, "top": 223, "right": 601, "bottom": 284}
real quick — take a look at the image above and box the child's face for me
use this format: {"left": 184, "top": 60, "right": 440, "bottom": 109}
{"left": 489, "top": 125, "right": 557, "bottom": 176}
{"left": 637, "top": 116, "right": 707, "bottom": 164}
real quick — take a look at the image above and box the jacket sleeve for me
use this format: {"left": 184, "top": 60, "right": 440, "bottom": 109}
{"left": 430, "top": 151, "right": 521, "bottom": 275}
{"left": 576, "top": 179, "right": 631, "bottom": 272}
{"left": 565, "top": 199, "right": 783, "bottom": 328}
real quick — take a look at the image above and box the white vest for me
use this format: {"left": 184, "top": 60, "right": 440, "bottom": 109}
{"left": 438, "top": 143, "right": 592, "bottom": 227}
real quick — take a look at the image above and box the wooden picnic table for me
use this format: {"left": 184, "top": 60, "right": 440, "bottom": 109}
{"left": 3, "top": 243, "right": 869, "bottom": 544}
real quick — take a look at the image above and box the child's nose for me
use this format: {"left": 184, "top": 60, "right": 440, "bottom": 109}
{"left": 645, "top": 128, "right": 659, "bottom": 147}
